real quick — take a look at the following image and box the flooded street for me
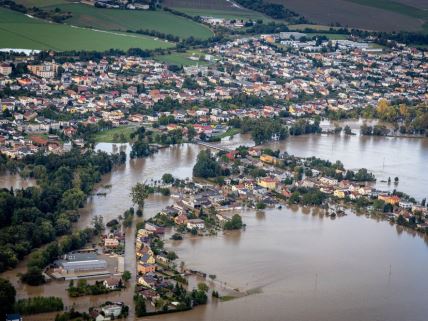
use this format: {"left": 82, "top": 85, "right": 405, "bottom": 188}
{"left": 1, "top": 130, "right": 428, "bottom": 321}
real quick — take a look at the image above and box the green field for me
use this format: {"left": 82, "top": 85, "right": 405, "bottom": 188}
{"left": 347, "top": 0, "right": 427, "bottom": 19}
{"left": 45, "top": 4, "right": 214, "bottom": 40}
{"left": 93, "top": 126, "right": 137, "bottom": 143}
{"left": 155, "top": 50, "right": 214, "bottom": 66}
{"left": 172, "top": 7, "right": 270, "bottom": 21}
{"left": 15, "top": 0, "right": 70, "bottom": 7}
{"left": 346, "top": 0, "right": 428, "bottom": 32}
{"left": 0, "top": 8, "right": 173, "bottom": 51}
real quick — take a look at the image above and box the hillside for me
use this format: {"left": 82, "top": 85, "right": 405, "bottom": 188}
{"left": 0, "top": 8, "right": 174, "bottom": 51}
{"left": 19, "top": 2, "right": 214, "bottom": 40}
{"left": 271, "top": 0, "right": 428, "bottom": 32}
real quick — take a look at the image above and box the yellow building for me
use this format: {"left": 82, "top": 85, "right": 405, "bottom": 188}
{"left": 378, "top": 194, "right": 400, "bottom": 205}
{"left": 257, "top": 177, "right": 277, "bottom": 190}
{"left": 333, "top": 190, "right": 346, "bottom": 199}
{"left": 260, "top": 154, "right": 281, "bottom": 165}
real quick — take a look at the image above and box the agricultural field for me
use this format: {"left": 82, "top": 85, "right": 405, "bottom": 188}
{"left": 44, "top": 3, "right": 214, "bottom": 40}
{"left": 271, "top": 0, "right": 427, "bottom": 32}
{"left": 0, "top": 8, "right": 173, "bottom": 51}
{"left": 14, "top": 0, "right": 71, "bottom": 7}
{"left": 163, "top": 0, "right": 269, "bottom": 21}
{"left": 155, "top": 50, "right": 214, "bottom": 66}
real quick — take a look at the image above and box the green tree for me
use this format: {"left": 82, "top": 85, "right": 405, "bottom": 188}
{"left": 193, "top": 150, "right": 225, "bottom": 178}
{"left": 223, "top": 214, "right": 243, "bottom": 230}
{"left": 0, "top": 278, "right": 16, "bottom": 318}
{"left": 162, "top": 173, "right": 174, "bottom": 184}
{"left": 134, "top": 295, "right": 146, "bottom": 317}
{"left": 122, "top": 270, "right": 131, "bottom": 282}
{"left": 21, "top": 267, "right": 45, "bottom": 286}
{"left": 197, "top": 282, "right": 209, "bottom": 292}
{"left": 60, "top": 188, "right": 86, "bottom": 210}
{"left": 130, "top": 183, "right": 151, "bottom": 209}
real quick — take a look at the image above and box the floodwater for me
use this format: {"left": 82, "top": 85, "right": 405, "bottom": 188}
{"left": 0, "top": 173, "right": 35, "bottom": 189}
{"left": 155, "top": 208, "right": 428, "bottom": 321}
{"left": 1, "top": 128, "right": 428, "bottom": 321}
{"left": 261, "top": 120, "right": 428, "bottom": 201}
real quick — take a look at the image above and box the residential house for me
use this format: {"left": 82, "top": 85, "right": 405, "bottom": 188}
{"left": 101, "top": 304, "right": 122, "bottom": 318}
{"left": 138, "top": 275, "right": 156, "bottom": 288}
{"left": 257, "top": 177, "right": 277, "bottom": 190}
{"left": 174, "top": 213, "right": 188, "bottom": 225}
{"left": 378, "top": 194, "right": 400, "bottom": 205}
{"left": 103, "top": 277, "right": 121, "bottom": 290}
{"left": 104, "top": 237, "right": 119, "bottom": 248}
{"left": 187, "top": 219, "right": 205, "bottom": 230}
{"left": 333, "top": 189, "right": 346, "bottom": 199}
{"left": 138, "top": 263, "right": 156, "bottom": 274}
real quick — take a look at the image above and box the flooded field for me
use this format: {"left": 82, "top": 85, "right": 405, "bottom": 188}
{"left": 1, "top": 130, "right": 428, "bottom": 321}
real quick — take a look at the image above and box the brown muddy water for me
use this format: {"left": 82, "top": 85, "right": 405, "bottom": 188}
{"left": 1, "top": 131, "right": 428, "bottom": 321}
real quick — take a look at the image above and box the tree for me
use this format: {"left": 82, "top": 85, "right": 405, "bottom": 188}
{"left": 344, "top": 125, "right": 353, "bottom": 135}
{"left": 60, "top": 188, "right": 86, "bottom": 210}
{"left": 91, "top": 215, "right": 104, "bottom": 234}
{"left": 122, "top": 270, "right": 131, "bottom": 282}
{"left": 161, "top": 173, "right": 174, "bottom": 184}
{"left": 134, "top": 295, "right": 146, "bottom": 317}
{"left": 0, "top": 278, "right": 16, "bottom": 318}
{"left": 187, "top": 126, "right": 197, "bottom": 141}
{"left": 399, "top": 104, "right": 409, "bottom": 118}
{"left": 167, "top": 251, "right": 178, "bottom": 261}
{"left": 376, "top": 99, "right": 390, "bottom": 116}
{"left": 223, "top": 214, "right": 243, "bottom": 230}
{"left": 130, "top": 183, "right": 151, "bottom": 209}
{"left": 193, "top": 150, "right": 224, "bottom": 179}
{"left": 197, "top": 282, "right": 209, "bottom": 292}
{"left": 21, "top": 267, "right": 45, "bottom": 286}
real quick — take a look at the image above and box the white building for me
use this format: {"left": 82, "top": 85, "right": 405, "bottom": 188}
{"left": 187, "top": 219, "right": 205, "bottom": 230}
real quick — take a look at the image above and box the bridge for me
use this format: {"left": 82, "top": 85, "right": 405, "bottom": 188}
{"left": 194, "top": 140, "right": 231, "bottom": 152}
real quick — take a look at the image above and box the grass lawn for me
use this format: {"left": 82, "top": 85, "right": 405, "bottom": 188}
{"left": 93, "top": 126, "right": 137, "bottom": 143}
{"left": 155, "top": 50, "right": 214, "bottom": 66}
{"left": 0, "top": 8, "right": 173, "bottom": 51}
{"left": 45, "top": 4, "right": 214, "bottom": 40}
{"left": 216, "top": 128, "right": 240, "bottom": 139}
{"left": 172, "top": 7, "right": 270, "bottom": 21}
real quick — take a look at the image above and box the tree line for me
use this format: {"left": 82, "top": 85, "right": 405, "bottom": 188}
{"left": 0, "top": 148, "right": 125, "bottom": 274}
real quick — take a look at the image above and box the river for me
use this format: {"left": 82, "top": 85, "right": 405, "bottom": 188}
{"left": 1, "top": 128, "right": 428, "bottom": 321}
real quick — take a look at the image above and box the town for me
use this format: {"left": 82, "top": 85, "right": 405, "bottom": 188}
{"left": 0, "top": 29, "right": 427, "bottom": 321}
{"left": 0, "top": 33, "right": 426, "bottom": 159}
